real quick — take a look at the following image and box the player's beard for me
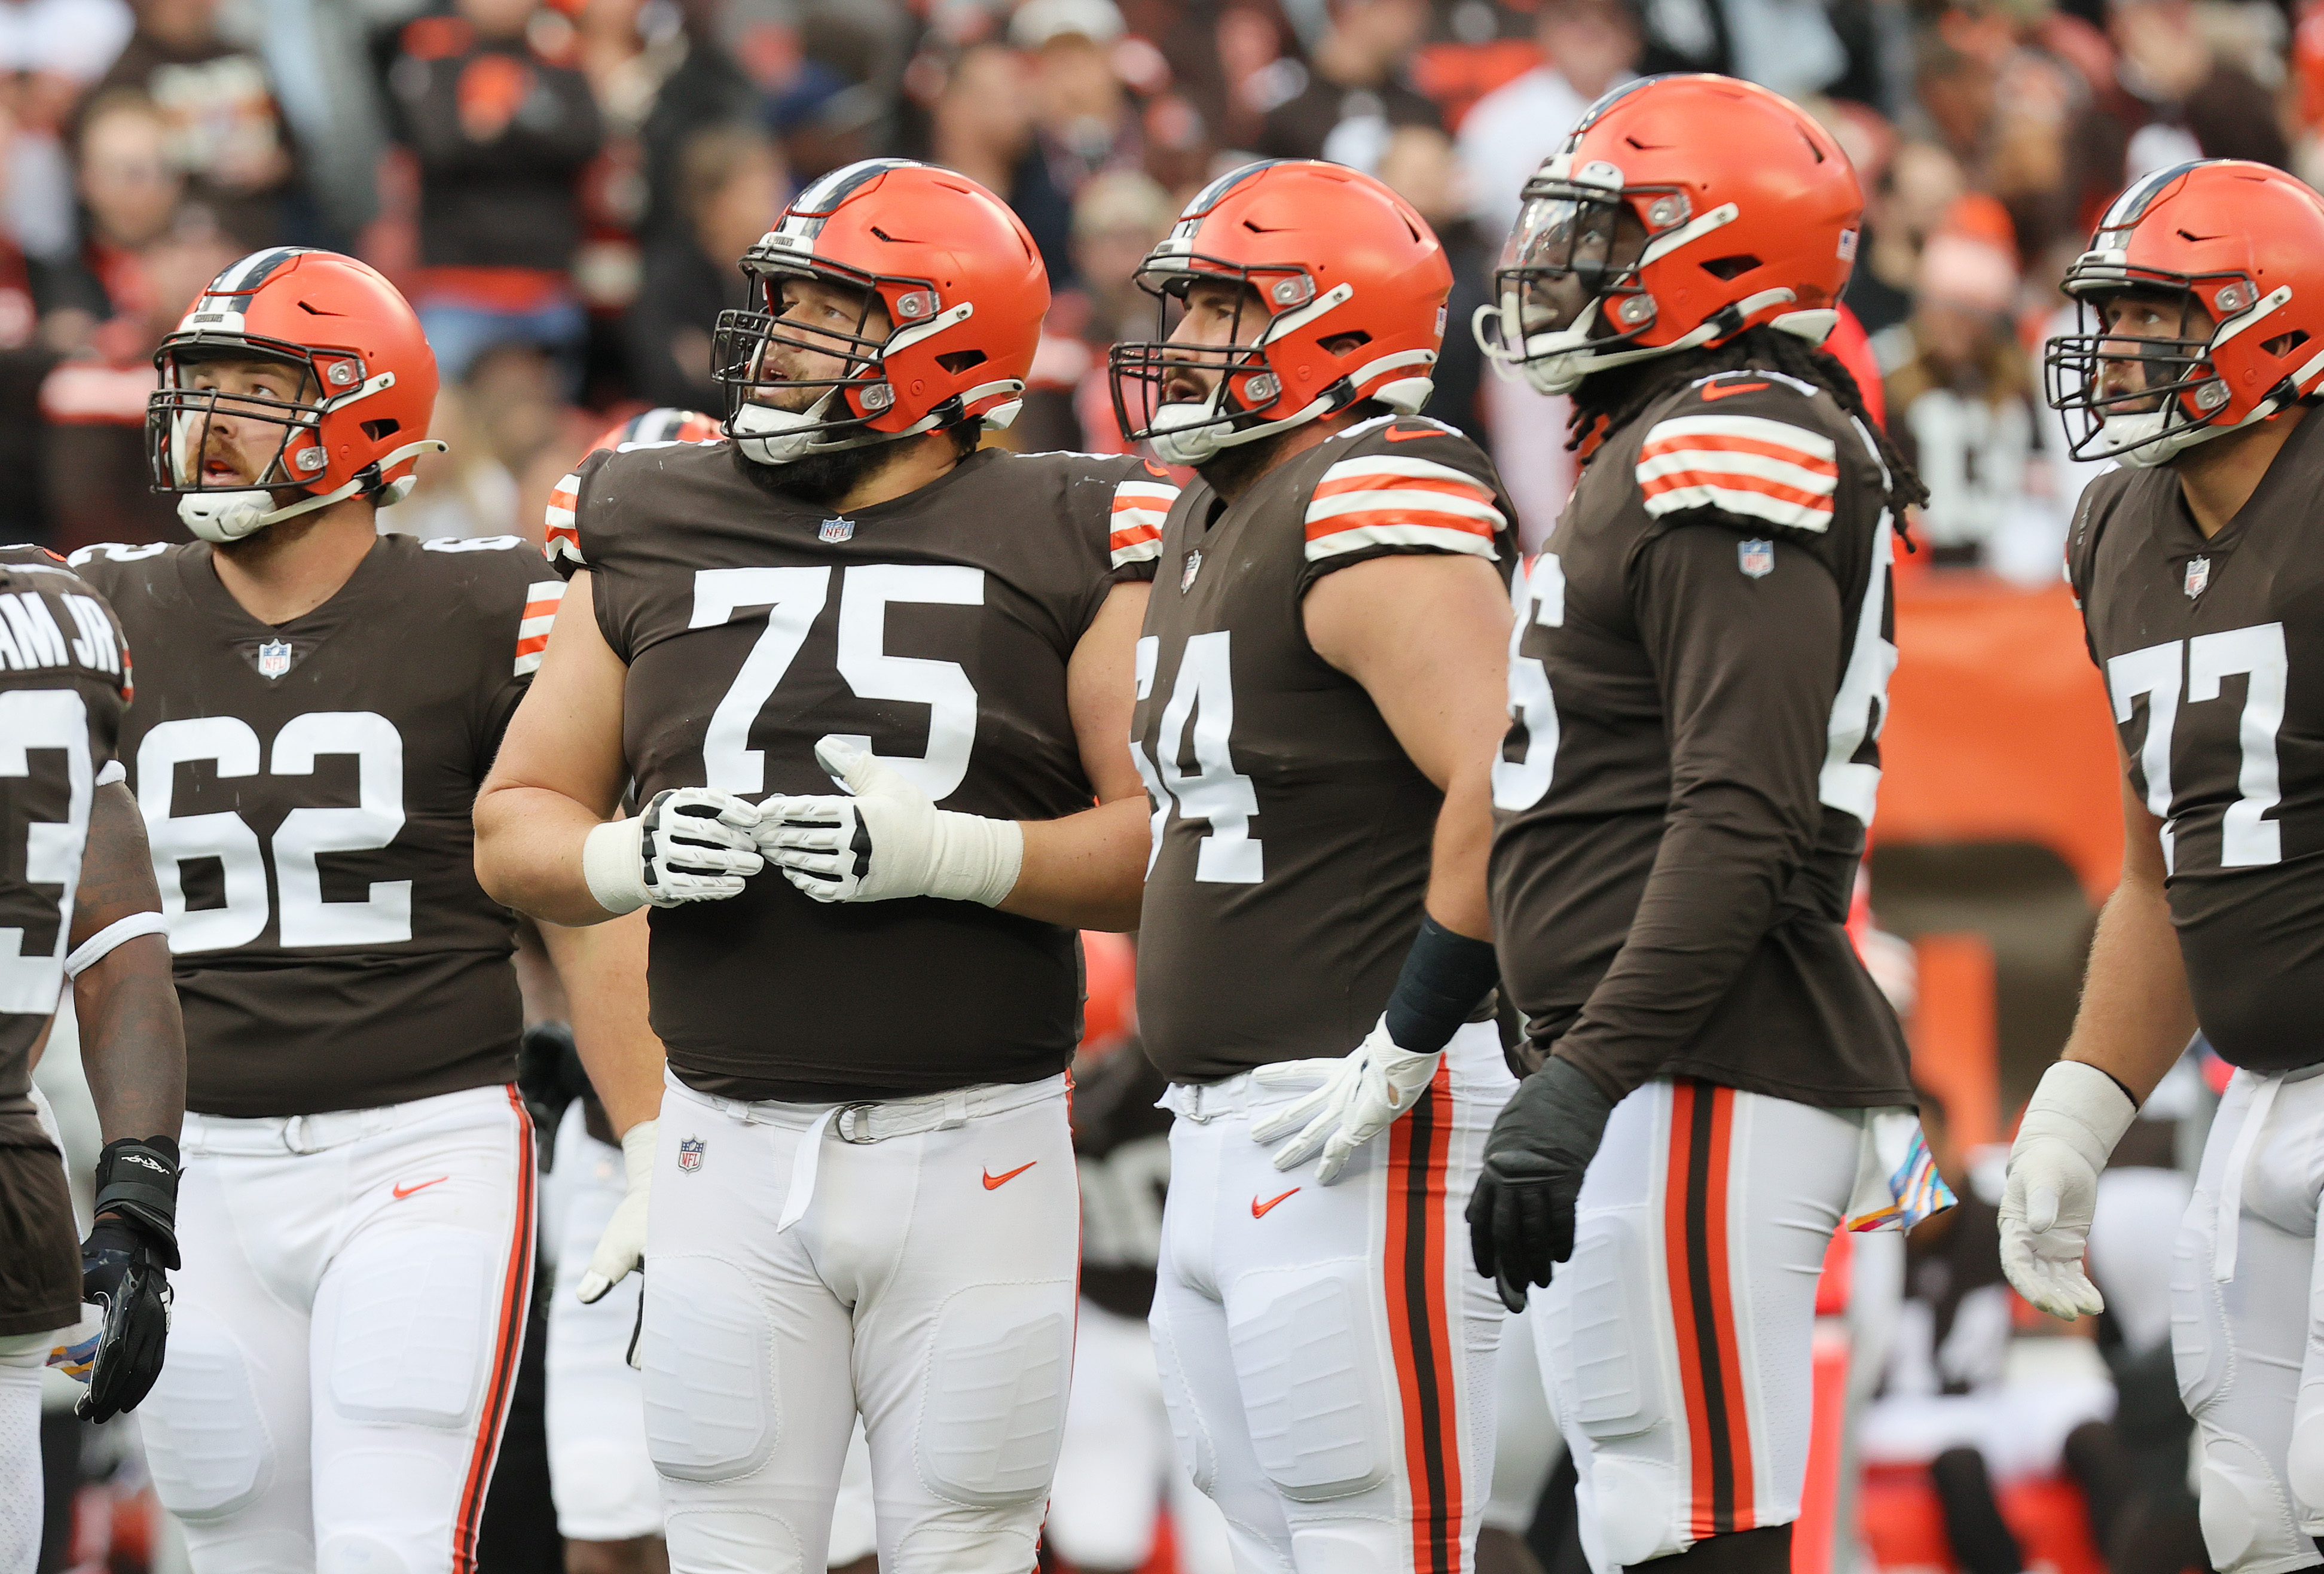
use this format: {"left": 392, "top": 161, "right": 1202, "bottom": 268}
{"left": 756, "top": 438, "right": 907, "bottom": 510}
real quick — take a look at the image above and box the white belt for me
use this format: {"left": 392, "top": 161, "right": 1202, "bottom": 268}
{"left": 674, "top": 1074, "right": 1064, "bottom": 1233}
{"left": 182, "top": 1084, "right": 515, "bottom": 1158}
{"left": 1159, "top": 1069, "right": 1289, "bottom": 1123}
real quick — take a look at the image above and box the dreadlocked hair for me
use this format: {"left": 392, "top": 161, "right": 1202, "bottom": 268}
{"left": 1565, "top": 325, "right": 1928, "bottom": 539}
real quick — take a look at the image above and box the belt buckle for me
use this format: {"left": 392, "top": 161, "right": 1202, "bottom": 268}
{"left": 834, "top": 1102, "right": 881, "bottom": 1144}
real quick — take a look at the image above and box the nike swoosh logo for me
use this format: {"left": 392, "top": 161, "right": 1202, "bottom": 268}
{"left": 1382, "top": 425, "right": 1434, "bottom": 442}
{"left": 1701, "top": 380, "right": 1771, "bottom": 401}
{"left": 1252, "top": 1187, "right": 1299, "bottom": 1218}
{"left": 392, "top": 1176, "right": 449, "bottom": 1200}
{"left": 982, "top": 1161, "right": 1037, "bottom": 1190}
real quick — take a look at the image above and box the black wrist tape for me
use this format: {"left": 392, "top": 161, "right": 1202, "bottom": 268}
{"left": 93, "top": 1135, "right": 181, "bottom": 1270}
{"left": 1382, "top": 916, "right": 1501, "bottom": 1055}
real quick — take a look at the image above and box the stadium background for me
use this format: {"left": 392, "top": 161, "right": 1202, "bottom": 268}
{"left": 5, "top": 0, "right": 2264, "bottom": 1554}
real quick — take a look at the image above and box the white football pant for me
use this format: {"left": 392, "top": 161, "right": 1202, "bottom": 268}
{"left": 1049, "top": 1300, "right": 1233, "bottom": 1574}
{"left": 0, "top": 1334, "right": 45, "bottom": 1574}
{"left": 643, "top": 1071, "right": 1077, "bottom": 1574}
{"left": 2172, "top": 1063, "right": 2324, "bottom": 1574}
{"left": 139, "top": 1084, "right": 535, "bottom": 1574}
{"left": 543, "top": 1106, "right": 879, "bottom": 1560}
{"left": 1532, "top": 1079, "right": 1865, "bottom": 1573}
{"left": 1150, "top": 1020, "right": 1515, "bottom": 1574}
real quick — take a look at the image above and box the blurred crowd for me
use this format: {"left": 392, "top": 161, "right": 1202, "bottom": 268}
{"left": 3, "top": 0, "right": 2317, "bottom": 566}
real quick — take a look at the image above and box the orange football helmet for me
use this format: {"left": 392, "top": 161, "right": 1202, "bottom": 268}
{"left": 587, "top": 407, "right": 725, "bottom": 455}
{"left": 1476, "top": 74, "right": 1864, "bottom": 395}
{"left": 148, "top": 248, "right": 444, "bottom": 542}
{"left": 713, "top": 158, "right": 1049, "bottom": 465}
{"left": 2047, "top": 160, "right": 2324, "bottom": 466}
{"left": 1107, "top": 159, "right": 1453, "bottom": 466}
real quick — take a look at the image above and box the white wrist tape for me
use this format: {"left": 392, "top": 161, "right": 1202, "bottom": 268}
{"left": 2015, "top": 1059, "right": 2139, "bottom": 1171}
{"left": 618, "top": 1118, "right": 658, "bottom": 1192}
{"left": 582, "top": 819, "right": 649, "bottom": 917}
{"left": 926, "top": 811, "right": 1025, "bottom": 907}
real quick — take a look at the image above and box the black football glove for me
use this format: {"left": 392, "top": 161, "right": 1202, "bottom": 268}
{"left": 515, "top": 1020, "right": 587, "bottom": 1138}
{"left": 79, "top": 1135, "right": 181, "bottom": 1423}
{"left": 1467, "top": 1057, "right": 1617, "bottom": 1313}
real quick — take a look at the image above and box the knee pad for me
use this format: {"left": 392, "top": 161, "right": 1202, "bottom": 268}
{"left": 2198, "top": 1435, "right": 2299, "bottom": 1574}
{"left": 316, "top": 1532, "right": 411, "bottom": 1574}
{"left": 891, "top": 1520, "right": 1040, "bottom": 1574}
{"left": 1227, "top": 1272, "right": 1391, "bottom": 1503}
{"left": 327, "top": 1230, "right": 495, "bottom": 1427}
{"left": 141, "top": 1315, "right": 275, "bottom": 1520}
{"left": 918, "top": 1282, "right": 1073, "bottom": 1509}
{"left": 640, "top": 1255, "right": 776, "bottom": 1484}
{"left": 662, "top": 1505, "right": 809, "bottom": 1574}
{"left": 2291, "top": 1414, "right": 2324, "bottom": 1528}
{"left": 1590, "top": 1454, "right": 1688, "bottom": 1569}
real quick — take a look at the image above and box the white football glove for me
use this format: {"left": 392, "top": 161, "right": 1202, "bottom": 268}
{"left": 1249, "top": 1017, "right": 1444, "bottom": 1185}
{"left": 582, "top": 789, "right": 764, "bottom": 916}
{"left": 575, "top": 1118, "right": 655, "bottom": 1305}
{"left": 755, "top": 739, "right": 1023, "bottom": 905}
{"left": 1999, "top": 1060, "right": 2137, "bottom": 1320}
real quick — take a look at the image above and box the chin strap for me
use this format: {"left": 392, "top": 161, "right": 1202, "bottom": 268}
{"left": 179, "top": 439, "right": 448, "bottom": 542}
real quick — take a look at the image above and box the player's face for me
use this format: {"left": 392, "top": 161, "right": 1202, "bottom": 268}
{"left": 1502, "top": 193, "right": 1647, "bottom": 336}
{"left": 752, "top": 276, "right": 894, "bottom": 413}
{"left": 1159, "top": 277, "right": 1267, "bottom": 405}
{"left": 177, "top": 356, "right": 316, "bottom": 489}
{"left": 2095, "top": 289, "right": 2214, "bottom": 410}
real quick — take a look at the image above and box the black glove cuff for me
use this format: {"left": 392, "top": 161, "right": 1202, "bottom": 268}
{"left": 1531, "top": 1054, "right": 1620, "bottom": 1166}
{"left": 93, "top": 1136, "right": 181, "bottom": 1270}
{"left": 1382, "top": 916, "right": 1501, "bottom": 1056}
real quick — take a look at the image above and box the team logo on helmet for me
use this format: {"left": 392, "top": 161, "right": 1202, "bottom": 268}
{"left": 678, "top": 1137, "right": 706, "bottom": 1173}
{"left": 256, "top": 639, "right": 294, "bottom": 680}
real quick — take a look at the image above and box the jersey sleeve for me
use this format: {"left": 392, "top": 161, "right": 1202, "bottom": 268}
{"left": 2063, "top": 468, "right": 2127, "bottom": 667}
{"left": 1551, "top": 520, "right": 1845, "bottom": 1102}
{"left": 545, "top": 466, "right": 585, "bottom": 577}
{"left": 1296, "top": 419, "right": 1508, "bottom": 595}
{"left": 1633, "top": 379, "right": 1843, "bottom": 538}
{"left": 421, "top": 536, "right": 557, "bottom": 773}
{"left": 1106, "top": 460, "right": 1178, "bottom": 582}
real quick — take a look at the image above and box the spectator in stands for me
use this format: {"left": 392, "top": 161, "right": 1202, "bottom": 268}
{"left": 388, "top": 339, "right": 568, "bottom": 541}
{"left": 1882, "top": 231, "right": 2068, "bottom": 584}
{"left": 1014, "top": 166, "right": 1174, "bottom": 452}
{"left": 1376, "top": 123, "right": 1486, "bottom": 446}
{"left": 624, "top": 120, "right": 785, "bottom": 410}
{"left": 38, "top": 109, "right": 232, "bottom": 549}
{"left": 1455, "top": 0, "right": 1638, "bottom": 240}
{"left": 387, "top": 0, "right": 603, "bottom": 386}
{"left": 2097, "top": 0, "right": 2288, "bottom": 183}
{"left": 928, "top": 42, "right": 1036, "bottom": 228}
{"left": 1844, "top": 138, "right": 1966, "bottom": 337}
{"left": 85, "top": 0, "right": 295, "bottom": 249}
{"left": 0, "top": 0, "right": 132, "bottom": 265}
{"left": 1007, "top": 0, "right": 1143, "bottom": 286}
{"left": 1255, "top": 0, "right": 1439, "bottom": 169}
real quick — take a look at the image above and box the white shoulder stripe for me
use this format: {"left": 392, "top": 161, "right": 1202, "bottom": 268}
{"left": 1306, "top": 488, "right": 1507, "bottom": 527}
{"left": 1636, "top": 449, "right": 1837, "bottom": 496}
{"left": 1641, "top": 483, "right": 1832, "bottom": 532}
{"left": 1315, "top": 453, "right": 1488, "bottom": 489}
{"left": 1641, "top": 413, "right": 1837, "bottom": 460}
{"left": 1307, "top": 522, "right": 1502, "bottom": 561}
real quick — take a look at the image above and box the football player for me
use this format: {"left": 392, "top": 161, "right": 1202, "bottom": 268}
{"left": 68, "top": 246, "right": 653, "bottom": 1574}
{"left": 0, "top": 543, "right": 184, "bottom": 1573}
{"left": 1469, "top": 76, "right": 1937, "bottom": 1574}
{"left": 1107, "top": 158, "right": 1522, "bottom": 1574}
{"left": 471, "top": 158, "right": 1173, "bottom": 1573}
{"left": 2008, "top": 158, "right": 2324, "bottom": 1574}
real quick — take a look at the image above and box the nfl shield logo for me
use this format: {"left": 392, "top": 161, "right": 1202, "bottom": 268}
{"left": 2185, "top": 555, "right": 2211, "bottom": 599}
{"left": 1738, "top": 539, "right": 1775, "bottom": 579}
{"left": 257, "top": 639, "right": 293, "bottom": 679}
{"left": 820, "top": 517, "right": 856, "bottom": 544}
{"left": 1181, "top": 549, "right": 1202, "bottom": 591}
{"left": 677, "top": 1137, "right": 704, "bottom": 1173}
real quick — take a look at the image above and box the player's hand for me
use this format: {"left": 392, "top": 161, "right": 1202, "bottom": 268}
{"left": 2000, "top": 1060, "right": 2136, "bottom": 1320}
{"left": 77, "top": 1218, "right": 172, "bottom": 1422}
{"left": 1467, "top": 1056, "right": 1616, "bottom": 1313}
{"left": 576, "top": 1118, "right": 656, "bottom": 1305}
{"left": 582, "top": 789, "right": 764, "bottom": 916}
{"left": 1250, "top": 1017, "right": 1442, "bottom": 1185}
{"left": 755, "top": 739, "right": 1021, "bottom": 906}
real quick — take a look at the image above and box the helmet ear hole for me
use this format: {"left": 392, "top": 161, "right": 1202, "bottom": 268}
{"left": 1321, "top": 330, "right": 1372, "bottom": 356}
{"left": 2262, "top": 330, "right": 2310, "bottom": 359}
{"left": 935, "top": 349, "right": 987, "bottom": 373}
{"left": 361, "top": 417, "right": 400, "bottom": 440}
{"left": 1701, "top": 255, "right": 1761, "bottom": 281}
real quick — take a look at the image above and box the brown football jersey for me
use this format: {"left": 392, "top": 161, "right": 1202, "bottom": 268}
{"left": 1489, "top": 369, "right": 1913, "bottom": 1107}
{"left": 2066, "top": 409, "right": 2324, "bottom": 1070}
{"left": 68, "top": 533, "right": 558, "bottom": 1117}
{"left": 0, "top": 544, "right": 131, "bottom": 1149}
{"left": 1131, "top": 415, "right": 1516, "bottom": 1083}
{"left": 548, "top": 440, "right": 1171, "bottom": 1103}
